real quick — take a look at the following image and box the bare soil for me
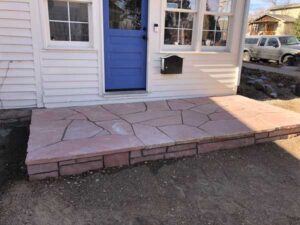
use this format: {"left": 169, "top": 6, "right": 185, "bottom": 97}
{"left": 0, "top": 70, "right": 300, "bottom": 225}
{"left": 238, "top": 67, "right": 299, "bottom": 101}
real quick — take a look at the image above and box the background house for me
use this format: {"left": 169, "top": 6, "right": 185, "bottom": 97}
{"left": 248, "top": 3, "right": 300, "bottom": 36}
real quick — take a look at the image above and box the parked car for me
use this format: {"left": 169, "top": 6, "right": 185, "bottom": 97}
{"left": 243, "top": 35, "right": 300, "bottom": 65}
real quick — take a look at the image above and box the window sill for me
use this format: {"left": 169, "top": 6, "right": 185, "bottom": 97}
{"left": 43, "top": 46, "right": 97, "bottom": 51}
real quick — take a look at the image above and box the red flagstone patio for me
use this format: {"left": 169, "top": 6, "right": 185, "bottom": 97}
{"left": 26, "top": 95, "right": 300, "bottom": 180}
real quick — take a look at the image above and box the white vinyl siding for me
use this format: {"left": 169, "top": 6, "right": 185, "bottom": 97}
{"left": 146, "top": 0, "right": 245, "bottom": 100}
{"left": 0, "top": 0, "right": 37, "bottom": 109}
{"left": 0, "top": 0, "right": 249, "bottom": 109}
{"left": 40, "top": 50, "right": 101, "bottom": 105}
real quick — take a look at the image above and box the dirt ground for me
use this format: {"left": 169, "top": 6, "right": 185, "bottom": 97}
{"left": 0, "top": 69, "right": 300, "bottom": 225}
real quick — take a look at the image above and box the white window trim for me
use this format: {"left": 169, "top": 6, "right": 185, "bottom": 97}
{"left": 42, "top": 0, "right": 94, "bottom": 49}
{"left": 161, "top": 0, "right": 200, "bottom": 51}
{"left": 201, "top": 1, "right": 235, "bottom": 52}
{"left": 160, "top": 0, "right": 236, "bottom": 53}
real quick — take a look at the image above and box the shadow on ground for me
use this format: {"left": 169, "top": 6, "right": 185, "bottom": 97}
{"left": 0, "top": 139, "right": 299, "bottom": 225}
{"left": 0, "top": 127, "right": 28, "bottom": 185}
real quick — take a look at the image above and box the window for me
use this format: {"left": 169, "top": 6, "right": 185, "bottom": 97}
{"left": 47, "top": 0, "right": 89, "bottom": 42}
{"left": 164, "top": 0, "right": 197, "bottom": 46}
{"left": 267, "top": 38, "right": 279, "bottom": 47}
{"left": 252, "top": 24, "right": 259, "bottom": 33}
{"left": 279, "top": 36, "right": 300, "bottom": 46}
{"left": 109, "top": 0, "right": 142, "bottom": 30}
{"left": 202, "top": 0, "right": 232, "bottom": 48}
{"left": 245, "top": 38, "right": 259, "bottom": 45}
{"left": 259, "top": 38, "right": 267, "bottom": 47}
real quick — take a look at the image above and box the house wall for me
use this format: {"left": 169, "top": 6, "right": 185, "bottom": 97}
{"left": 283, "top": 22, "right": 296, "bottom": 35}
{"left": 276, "top": 21, "right": 285, "bottom": 35}
{"left": 271, "top": 7, "right": 300, "bottom": 19}
{"left": 0, "top": 0, "right": 249, "bottom": 109}
{"left": 146, "top": 0, "right": 246, "bottom": 100}
{"left": 275, "top": 21, "right": 296, "bottom": 35}
{"left": 0, "top": 0, "right": 39, "bottom": 109}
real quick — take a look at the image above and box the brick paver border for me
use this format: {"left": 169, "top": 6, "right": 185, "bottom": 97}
{"left": 28, "top": 129, "right": 300, "bottom": 180}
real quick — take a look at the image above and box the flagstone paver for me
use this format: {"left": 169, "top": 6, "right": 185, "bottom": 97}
{"left": 182, "top": 110, "right": 209, "bottom": 127}
{"left": 74, "top": 106, "right": 119, "bottom": 122}
{"left": 96, "top": 120, "right": 134, "bottom": 136}
{"left": 27, "top": 120, "right": 71, "bottom": 152}
{"left": 167, "top": 99, "right": 196, "bottom": 110}
{"left": 159, "top": 125, "right": 210, "bottom": 143}
{"left": 133, "top": 124, "right": 174, "bottom": 148}
{"left": 121, "top": 110, "right": 180, "bottom": 124}
{"left": 103, "top": 103, "right": 146, "bottom": 115}
{"left": 191, "top": 103, "right": 222, "bottom": 115}
{"left": 200, "top": 120, "right": 252, "bottom": 137}
{"left": 145, "top": 101, "right": 171, "bottom": 111}
{"left": 139, "top": 115, "right": 182, "bottom": 127}
{"left": 63, "top": 120, "right": 107, "bottom": 140}
{"left": 26, "top": 95, "right": 300, "bottom": 179}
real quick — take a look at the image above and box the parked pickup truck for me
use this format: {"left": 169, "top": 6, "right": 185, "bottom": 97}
{"left": 243, "top": 35, "right": 300, "bottom": 65}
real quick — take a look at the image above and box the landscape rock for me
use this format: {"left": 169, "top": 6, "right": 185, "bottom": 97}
{"left": 277, "top": 83, "right": 284, "bottom": 88}
{"left": 263, "top": 84, "right": 278, "bottom": 98}
{"left": 269, "top": 92, "right": 278, "bottom": 99}
{"left": 295, "top": 83, "right": 300, "bottom": 97}
{"left": 253, "top": 79, "right": 265, "bottom": 91}
{"left": 291, "top": 85, "right": 296, "bottom": 93}
{"left": 261, "top": 75, "right": 269, "bottom": 81}
{"left": 247, "top": 80, "right": 256, "bottom": 85}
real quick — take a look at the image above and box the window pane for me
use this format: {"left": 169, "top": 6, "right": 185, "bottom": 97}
{"left": 202, "top": 31, "right": 227, "bottom": 46}
{"left": 267, "top": 38, "right": 279, "bottom": 47}
{"left": 164, "top": 29, "right": 178, "bottom": 45}
{"left": 109, "top": 0, "right": 142, "bottom": 30}
{"left": 245, "top": 38, "right": 259, "bottom": 44}
{"left": 215, "top": 32, "right": 227, "bottom": 46}
{"left": 179, "top": 29, "right": 192, "bottom": 45}
{"left": 165, "top": 12, "right": 179, "bottom": 28}
{"left": 180, "top": 13, "right": 194, "bottom": 29}
{"left": 50, "top": 22, "right": 69, "bottom": 41}
{"left": 206, "top": 0, "right": 232, "bottom": 13}
{"left": 182, "top": 0, "right": 197, "bottom": 10}
{"left": 203, "top": 16, "right": 229, "bottom": 31}
{"left": 70, "top": 23, "right": 89, "bottom": 42}
{"left": 70, "top": 2, "right": 88, "bottom": 22}
{"left": 167, "top": 0, "right": 181, "bottom": 8}
{"left": 164, "top": 29, "right": 192, "bottom": 45}
{"left": 203, "top": 15, "right": 216, "bottom": 30}
{"left": 259, "top": 38, "right": 267, "bottom": 46}
{"left": 202, "top": 31, "right": 215, "bottom": 46}
{"left": 167, "top": 0, "right": 197, "bottom": 10}
{"left": 218, "top": 16, "right": 229, "bottom": 31}
{"left": 48, "top": 0, "right": 68, "bottom": 21}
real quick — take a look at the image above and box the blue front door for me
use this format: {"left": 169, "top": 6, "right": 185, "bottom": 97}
{"left": 104, "top": 0, "right": 148, "bottom": 91}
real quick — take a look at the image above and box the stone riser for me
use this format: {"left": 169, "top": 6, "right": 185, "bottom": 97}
{"left": 28, "top": 130, "right": 300, "bottom": 180}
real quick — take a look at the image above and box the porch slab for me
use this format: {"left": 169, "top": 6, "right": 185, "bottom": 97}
{"left": 26, "top": 95, "right": 300, "bottom": 179}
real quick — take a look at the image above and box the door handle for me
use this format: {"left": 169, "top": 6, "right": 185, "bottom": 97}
{"left": 142, "top": 35, "right": 147, "bottom": 40}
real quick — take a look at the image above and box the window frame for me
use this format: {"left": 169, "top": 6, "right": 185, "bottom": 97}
{"left": 161, "top": 0, "right": 236, "bottom": 53}
{"left": 44, "top": 0, "right": 93, "bottom": 48}
{"left": 266, "top": 37, "right": 279, "bottom": 47}
{"left": 161, "top": 0, "right": 200, "bottom": 51}
{"left": 259, "top": 38, "right": 267, "bottom": 47}
{"left": 201, "top": 0, "right": 235, "bottom": 52}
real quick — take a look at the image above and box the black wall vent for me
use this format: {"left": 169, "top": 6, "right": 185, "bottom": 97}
{"left": 161, "top": 55, "right": 183, "bottom": 74}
